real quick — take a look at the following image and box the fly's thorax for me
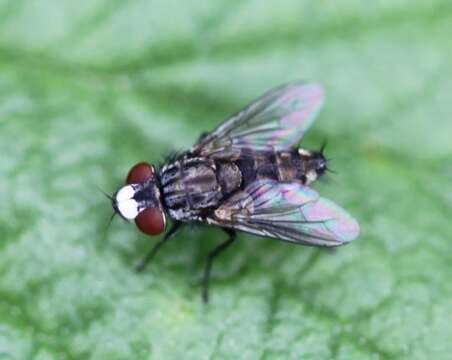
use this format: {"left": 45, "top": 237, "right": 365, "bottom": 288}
{"left": 160, "top": 157, "right": 228, "bottom": 221}
{"left": 217, "top": 162, "right": 242, "bottom": 195}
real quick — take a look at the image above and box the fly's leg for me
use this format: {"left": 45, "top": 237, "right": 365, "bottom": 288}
{"left": 135, "top": 221, "right": 182, "bottom": 272}
{"left": 202, "top": 228, "right": 236, "bottom": 303}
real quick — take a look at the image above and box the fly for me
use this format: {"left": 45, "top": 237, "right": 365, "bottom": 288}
{"left": 111, "top": 82, "right": 360, "bottom": 302}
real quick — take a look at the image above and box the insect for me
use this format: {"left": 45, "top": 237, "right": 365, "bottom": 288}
{"left": 111, "top": 82, "right": 360, "bottom": 302}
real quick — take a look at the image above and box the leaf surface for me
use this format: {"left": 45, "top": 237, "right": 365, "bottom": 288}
{"left": 1, "top": 1, "right": 451, "bottom": 358}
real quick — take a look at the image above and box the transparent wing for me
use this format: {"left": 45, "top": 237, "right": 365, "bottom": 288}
{"left": 191, "top": 82, "right": 325, "bottom": 158}
{"left": 210, "top": 180, "right": 359, "bottom": 246}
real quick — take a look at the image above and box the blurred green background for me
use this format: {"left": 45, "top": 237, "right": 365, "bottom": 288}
{"left": 1, "top": 1, "right": 451, "bottom": 359}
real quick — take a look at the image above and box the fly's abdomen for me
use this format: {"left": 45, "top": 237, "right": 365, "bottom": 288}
{"left": 236, "top": 149, "right": 320, "bottom": 186}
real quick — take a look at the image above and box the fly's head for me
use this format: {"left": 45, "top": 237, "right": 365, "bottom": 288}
{"left": 113, "top": 162, "right": 167, "bottom": 236}
{"left": 298, "top": 142, "right": 329, "bottom": 184}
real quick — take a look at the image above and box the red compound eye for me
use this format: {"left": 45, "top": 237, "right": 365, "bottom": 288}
{"left": 135, "top": 208, "right": 166, "bottom": 235}
{"left": 126, "top": 162, "right": 155, "bottom": 184}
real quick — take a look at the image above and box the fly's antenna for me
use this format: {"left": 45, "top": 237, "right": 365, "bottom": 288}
{"left": 95, "top": 184, "right": 114, "bottom": 201}
{"left": 94, "top": 184, "right": 117, "bottom": 236}
{"left": 326, "top": 166, "right": 337, "bottom": 175}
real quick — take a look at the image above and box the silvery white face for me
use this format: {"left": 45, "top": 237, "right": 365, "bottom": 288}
{"left": 114, "top": 184, "right": 140, "bottom": 220}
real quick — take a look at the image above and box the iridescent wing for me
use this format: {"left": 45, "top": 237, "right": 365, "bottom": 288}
{"left": 209, "top": 180, "right": 359, "bottom": 246}
{"left": 191, "top": 82, "right": 325, "bottom": 158}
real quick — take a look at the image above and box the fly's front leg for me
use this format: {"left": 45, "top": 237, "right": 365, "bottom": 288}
{"left": 202, "top": 228, "right": 236, "bottom": 303}
{"left": 136, "top": 221, "right": 182, "bottom": 272}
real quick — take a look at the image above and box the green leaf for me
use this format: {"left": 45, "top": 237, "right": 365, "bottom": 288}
{"left": 1, "top": 0, "right": 451, "bottom": 358}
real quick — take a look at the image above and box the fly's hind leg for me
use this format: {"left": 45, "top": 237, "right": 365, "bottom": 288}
{"left": 202, "top": 228, "right": 236, "bottom": 303}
